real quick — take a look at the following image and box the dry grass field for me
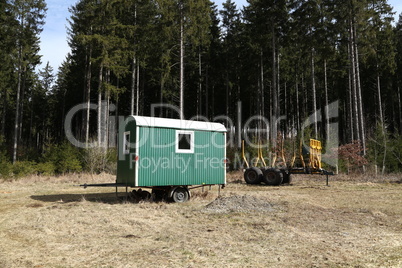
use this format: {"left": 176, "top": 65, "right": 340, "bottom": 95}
{"left": 1, "top": 172, "right": 401, "bottom": 267}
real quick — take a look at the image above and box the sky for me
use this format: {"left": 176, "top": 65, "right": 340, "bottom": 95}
{"left": 38, "top": 0, "right": 401, "bottom": 72}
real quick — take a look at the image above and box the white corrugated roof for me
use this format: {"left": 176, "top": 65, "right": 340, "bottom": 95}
{"left": 129, "top": 116, "right": 227, "bottom": 132}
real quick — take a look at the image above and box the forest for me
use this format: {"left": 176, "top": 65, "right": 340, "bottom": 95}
{"left": 0, "top": 0, "right": 402, "bottom": 177}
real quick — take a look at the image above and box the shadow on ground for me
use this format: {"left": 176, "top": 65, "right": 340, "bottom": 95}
{"left": 30, "top": 192, "right": 130, "bottom": 204}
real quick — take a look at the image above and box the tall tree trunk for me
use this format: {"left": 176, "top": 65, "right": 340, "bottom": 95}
{"left": 311, "top": 48, "right": 318, "bottom": 139}
{"left": 354, "top": 24, "right": 365, "bottom": 155}
{"left": 324, "top": 59, "right": 329, "bottom": 141}
{"left": 277, "top": 52, "right": 280, "bottom": 117}
{"left": 136, "top": 61, "right": 140, "bottom": 116}
{"left": 295, "top": 74, "right": 300, "bottom": 131}
{"left": 13, "top": 60, "right": 22, "bottom": 163}
{"left": 179, "top": 7, "right": 184, "bottom": 119}
{"left": 19, "top": 71, "right": 26, "bottom": 141}
{"left": 260, "top": 50, "right": 265, "bottom": 140}
{"left": 302, "top": 74, "right": 307, "bottom": 120}
{"left": 398, "top": 86, "right": 402, "bottom": 135}
{"left": 376, "top": 63, "right": 384, "bottom": 126}
{"left": 131, "top": 4, "right": 137, "bottom": 116}
{"left": 349, "top": 19, "right": 360, "bottom": 142}
{"left": 105, "top": 69, "right": 110, "bottom": 148}
{"left": 131, "top": 56, "right": 136, "bottom": 115}
{"left": 84, "top": 46, "right": 92, "bottom": 146}
{"left": 205, "top": 66, "right": 209, "bottom": 119}
{"left": 271, "top": 26, "right": 278, "bottom": 147}
{"left": 97, "top": 65, "right": 103, "bottom": 147}
{"left": 347, "top": 56, "right": 354, "bottom": 142}
{"left": 197, "top": 49, "right": 202, "bottom": 117}
{"left": 1, "top": 87, "right": 7, "bottom": 137}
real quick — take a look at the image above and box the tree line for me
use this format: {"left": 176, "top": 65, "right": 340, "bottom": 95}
{"left": 1, "top": 0, "right": 402, "bottom": 175}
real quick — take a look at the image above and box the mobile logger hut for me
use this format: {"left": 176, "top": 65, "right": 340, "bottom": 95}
{"left": 82, "top": 116, "right": 227, "bottom": 202}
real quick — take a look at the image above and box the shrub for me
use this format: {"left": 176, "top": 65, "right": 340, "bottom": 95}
{"left": 36, "top": 162, "right": 56, "bottom": 176}
{"left": 0, "top": 160, "right": 13, "bottom": 179}
{"left": 83, "top": 146, "right": 117, "bottom": 174}
{"left": 42, "top": 142, "right": 82, "bottom": 174}
{"left": 338, "top": 141, "right": 368, "bottom": 174}
{"left": 12, "top": 161, "right": 37, "bottom": 178}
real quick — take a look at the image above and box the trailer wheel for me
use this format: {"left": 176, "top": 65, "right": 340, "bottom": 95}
{"left": 244, "top": 167, "right": 263, "bottom": 184}
{"left": 263, "top": 168, "right": 283, "bottom": 186}
{"left": 140, "top": 190, "right": 152, "bottom": 200}
{"left": 170, "top": 187, "right": 190, "bottom": 203}
{"left": 280, "top": 169, "right": 292, "bottom": 184}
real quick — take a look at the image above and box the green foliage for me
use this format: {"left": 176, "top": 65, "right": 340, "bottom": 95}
{"left": 36, "top": 162, "right": 56, "bottom": 176}
{"left": 12, "top": 161, "right": 37, "bottom": 178}
{"left": 42, "top": 142, "right": 82, "bottom": 174}
{"left": 368, "top": 124, "right": 402, "bottom": 173}
{"left": 0, "top": 136, "right": 12, "bottom": 178}
{"left": 2, "top": 0, "right": 402, "bottom": 176}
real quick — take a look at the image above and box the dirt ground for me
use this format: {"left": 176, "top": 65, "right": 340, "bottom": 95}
{"left": 0, "top": 172, "right": 401, "bottom": 268}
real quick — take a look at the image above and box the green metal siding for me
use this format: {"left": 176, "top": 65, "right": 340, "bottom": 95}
{"left": 137, "top": 127, "right": 225, "bottom": 186}
{"left": 116, "top": 117, "right": 226, "bottom": 187}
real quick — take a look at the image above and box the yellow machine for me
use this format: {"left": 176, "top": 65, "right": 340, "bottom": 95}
{"left": 243, "top": 138, "right": 333, "bottom": 186}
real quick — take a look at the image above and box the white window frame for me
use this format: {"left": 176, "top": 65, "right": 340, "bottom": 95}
{"left": 123, "top": 131, "right": 130, "bottom": 155}
{"left": 176, "top": 130, "right": 194, "bottom": 154}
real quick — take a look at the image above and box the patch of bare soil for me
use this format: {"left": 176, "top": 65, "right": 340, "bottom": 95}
{"left": 203, "top": 195, "right": 276, "bottom": 213}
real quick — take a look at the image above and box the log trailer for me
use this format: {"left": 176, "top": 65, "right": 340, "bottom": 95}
{"left": 242, "top": 139, "right": 334, "bottom": 186}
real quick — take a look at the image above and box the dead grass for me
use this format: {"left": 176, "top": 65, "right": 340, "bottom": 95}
{"left": 0, "top": 172, "right": 401, "bottom": 267}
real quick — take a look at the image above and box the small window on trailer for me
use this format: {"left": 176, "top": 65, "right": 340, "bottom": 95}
{"left": 176, "top": 130, "right": 194, "bottom": 153}
{"left": 123, "top": 131, "right": 130, "bottom": 155}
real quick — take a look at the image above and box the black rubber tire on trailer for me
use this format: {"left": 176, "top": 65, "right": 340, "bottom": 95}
{"left": 171, "top": 187, "right": 190, "bottom": 203}
{"left": 263, "top": 168, "right": 283, "bottom": 186}
{"left": 244, "top": 167, "right": 263, "bottom": 184}
{"left": 140, "top": 190, "right": 152, "bottom": 200}
{"left": 280, "top": 169, "right": 292, "bottom": 184}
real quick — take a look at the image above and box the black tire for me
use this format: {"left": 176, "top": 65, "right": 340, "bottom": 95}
{"left": 280, "top": 169, "right": 292, "bottom": 184}
{"left": 171, "top": 187, "right": 190, "bottom": 203}
{"left": 244, "top": 167, "right": 263, "bottom": 184}
{"left": 140, "top": 190, "right": 152, "bottom": 200}
{"left": 263, "top": 168, "right": 283, "bottom": 186}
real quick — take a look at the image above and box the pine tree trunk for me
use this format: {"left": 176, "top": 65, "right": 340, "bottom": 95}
{"left": 1, "top": 87, "right": 7, "bottom": 137}
{"left": 398, "top": 86, "right": 402, "bottom": 134}
{"left": 197, "top": 50, "right": 202, "bottom": 117}
{"left": 19, "top": 72, "right": 26, "bottom": 141}
{"left": 131, "top": 56, "right": 136, "bottom": 115}
{"left": 13, "top": 64, "right": 22, "bottom": 163}
{"left": 85, "top": 47, "right": 92, "bottom": 146}
{"left": 260, "top": 50, "right": 265, "bottom": 134}
{"left": 205, "top": 66, "right": 209, "bottom": 119}
{"left": 295, "top": 75, "right": 300, "bottom": 131}
{"left": 271, "top": 26, "right": 278, "bottom": 147}
{"left": 348, "top": 58, "right": 354, "bottom": 142}
{"left": 324, "top": 59, "right": 329, "bottom": 141}
{"left": 376, "top": 63, "right": 384, "bottom": 126}
{"left": 136, "top": 61, "right": 140, "bottom": 116}
{"left": 97, "top": 65, "right": 103, "bottom": 147}
{"left": 179, "top": 8, "right": 184, "bottom": 119}
{"left": 353, "top": 25, "right": 365, "bottom": 155}
{"left": 105, "top": 69, "right": 110, "bottom": 148}
{"left": 311, "top": 48, "right": 318, "bottom": 139}
{"left": 349, "top": 19, "right": 360, "bottom": 142}
{"left": 302, "top": 74, "right": 307, "bottom": 120}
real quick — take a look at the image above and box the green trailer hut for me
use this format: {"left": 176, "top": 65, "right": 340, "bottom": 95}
{"left": 112, "top": 116, "right": 227, "bottom": 202}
